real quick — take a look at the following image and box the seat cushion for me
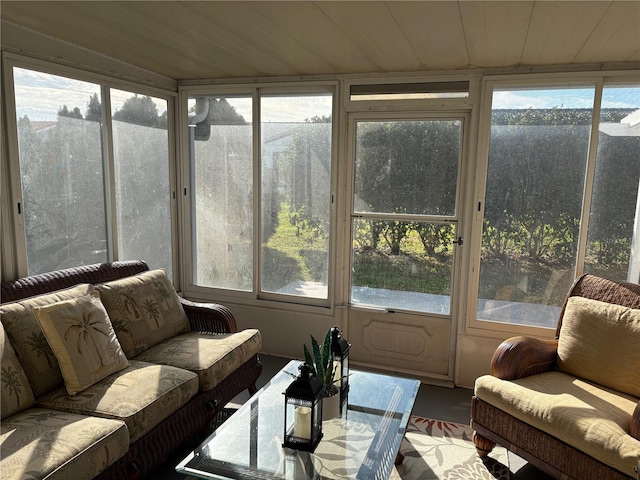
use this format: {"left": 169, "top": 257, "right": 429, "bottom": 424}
{"left": 0, "top": 322, "right": 35, "bottom": 419}
{"left": 133, "top": 329, "right": 262, "bottom": 391}
{"left": 0, "top": 407, "right": 128, "bottom": 480}
{"left": 0, "top": 284, "right": 93, "bottom": 397}
{"left": 95, "top": 269, "right": 190, "bottom": 357}
{"left": 32, "top": 291, "right": 129, "bottom": 395}
{"left": 557, "top": 296, "right": 640, "bottom": 397}
{"left": 475, "top": 371, "right": 640, "bottom": 478}
{"left": 36, "top": 360, "right": 198, "bottom": 442}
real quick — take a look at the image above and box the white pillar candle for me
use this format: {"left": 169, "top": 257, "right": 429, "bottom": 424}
{"left": 333, "top": 360, "right": 342, "bottom": 388}
{"left": 293, "top": 406, "right": 311, "bottom": 440}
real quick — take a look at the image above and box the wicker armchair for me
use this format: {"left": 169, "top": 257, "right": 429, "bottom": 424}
{"left": 471, "top": 274, "right": 640, "bottom": 480}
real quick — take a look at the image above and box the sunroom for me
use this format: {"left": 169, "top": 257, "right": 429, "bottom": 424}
{"left": 1, "top": 0, "right": 639, "bottom": 392}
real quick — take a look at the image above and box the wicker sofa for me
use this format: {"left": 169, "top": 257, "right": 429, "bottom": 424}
{"left": 472, "top": 274, "right": 640, "bottom": 479}
{"left": 0, "top": 260, "right": 263, "bottom": 480}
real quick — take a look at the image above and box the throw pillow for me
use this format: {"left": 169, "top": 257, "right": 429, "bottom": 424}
{"left": 557, "top": 296, "right": 640, "bottom": 398}
{"left": 95, "top": 269, "right": 190, "bottom": 357}
{"left": 0, "top": 322, "right": 36, "bottom": 418}
{"left": 33, "top": 291, "right": 129, "bottom": 395}
{"left": 0, "top": 283, "right": 93, "bottom": 397}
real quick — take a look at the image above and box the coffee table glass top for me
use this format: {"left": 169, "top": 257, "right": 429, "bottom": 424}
{"left": 176, "top": 360, "right": 420, "bottom": 480}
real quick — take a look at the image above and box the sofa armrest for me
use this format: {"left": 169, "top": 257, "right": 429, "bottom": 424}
{"left": 632, "top": 401, "right": 640, "bottom": 441}
{"left": 180, "top": 298, "right": 238, "bottom": 334}
{"left": 490, "top": 336, "right": 558, "bottom": 380}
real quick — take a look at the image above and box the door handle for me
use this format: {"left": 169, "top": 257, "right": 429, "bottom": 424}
{"left": 453, "top": 237, "right": 463, "bottom": 246}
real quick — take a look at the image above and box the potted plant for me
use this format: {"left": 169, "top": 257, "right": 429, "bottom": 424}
{"left": 303, "top": 328, "right": 342, "bottom": 420}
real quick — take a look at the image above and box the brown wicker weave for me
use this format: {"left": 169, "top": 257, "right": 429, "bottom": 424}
{"left": 471, "top": 274, "right": 640, "bottom": 480}
{"left": 1, "top": 261, "right": 263, "bottom": 480}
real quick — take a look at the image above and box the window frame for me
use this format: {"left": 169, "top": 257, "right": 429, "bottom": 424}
{"left": 1, "top": 52, "right": 179, "bottom": 280}
{"left": 178, "top": 82, "right": 339, "bottom": 311}
{"left": 466, "top": 71, "right": 640, "bottom": 337}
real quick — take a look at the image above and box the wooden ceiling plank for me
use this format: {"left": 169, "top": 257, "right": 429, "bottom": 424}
{"left": 459, "top": 2, "right": 534, "bottom": 69}
{"left": 202, "top": 1, "right": 332, "bottom": 76}
{"left": 104, "top": 2, "right": 262, "bottom": 79}
{"left": 95, "top": 3, "right": 220, "bottom": 78}
{"left": 242, "top": 2, "right": 367, "bottom": 75}
{"left": 627, "top": 49, "right": 640, "bottom": 63}
{"left": 537, "top": 2, "right": 611, "bottom": 65}
{"left": 316, "top": 1, "right": 419, "bottom": 72}
{"left": 521, "top": 1, "right": 567, "bottom": 65}
{"left": 180, "top": 2, "right": 302, "bottom": 78}
{"left": 385, "top": 2, "right": 437, "bottom": 68}
{"left": 484, "top": 2, "right": 534, "bottom": 68}
{"left": 431, "top": 2, "right": 471, "bottom": 68}
{"left": 575, "top": 1, "right": 640, "bottom": 64}
{"left": 250, "top": 1, "right": 378, "bottom": 75}
{"left": 388, "top": 1, "right": 469, "bottom": 70}
{"left": 459, "top": 2, "right": 488, "bottom": 68}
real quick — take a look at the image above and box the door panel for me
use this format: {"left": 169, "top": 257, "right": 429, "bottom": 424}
{"left": 348, "top": 310, "right": 452, "bottom": 379}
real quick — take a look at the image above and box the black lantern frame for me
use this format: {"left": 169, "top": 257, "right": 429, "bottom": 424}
{"left": 283, "top": 363, "right": 324, "bottom": 452}
{"left": 330, "top": 326, "right": 351, "bottom": 407}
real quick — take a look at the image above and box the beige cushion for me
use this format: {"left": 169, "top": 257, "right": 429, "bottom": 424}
{"left": 0, "top": 323, "right": 35, "bottom": 419}
{"left": 0, "top": 408, "right": 128, "bottom": 480}
{"left": 557, "top": 296, "right": 640, "bottom": 397}
{"left": 32, "top": 291, "right": 129, "bottom": 396}
{"left": 37, "top": 360, "right": 198, "bottom": 442}
{"left": 0, "top": 284, "right": 92, "bottom": 396}
{"left": 134, "top": 329, "right": 262, "bottom": 391}
{"left": 95, "top": 269, "right": 190, "bottom": 357}
{"left": 475, "top": 371, "right": 640, "bottom": 478}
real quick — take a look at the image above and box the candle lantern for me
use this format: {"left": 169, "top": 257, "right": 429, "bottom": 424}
{"left": 330, "top": 326, "right": 351, "bottom": 407}
{"left": 283, "top": 363, "right": 324, "bottom": 452}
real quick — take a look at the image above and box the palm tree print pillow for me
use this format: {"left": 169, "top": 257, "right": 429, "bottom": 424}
{"left": 0, "top": 283, "right": 93, "bottom": 397}
{"left": 0, "top": 322, "right": 35, "bottom": 418}
{"left": 33, "top": 291, "right": 129, "bottom": 396}
{"left": 95, "top": 269, "right": 190, "bottom": 357}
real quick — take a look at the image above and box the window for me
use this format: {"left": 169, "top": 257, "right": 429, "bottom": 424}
{"left": 477, "top": 81, "right": 640, "bottom": 328}
{"left": 260, "top": 94, "right": 333, "bottom": 299}
{"left": 187, "top": 89, "right": 334, "bottom": 303}
{"left": 111, "top": 89, "right": 173, "bottom": 274}
{"left": 10, "top": 65, "right": 174, "bottom": 276}
{"left": 585, "top": 85, "right": 640, "bottom": 282}
{"left": 190, "top": 95, "right": 253, "bottom": 291}
{"left": 350, "top": 118, "right": 463, "bottom": 314}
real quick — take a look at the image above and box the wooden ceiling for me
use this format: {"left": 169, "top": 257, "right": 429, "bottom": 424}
{"left": 1, "top": 1, "right": 639, "bottom": 81}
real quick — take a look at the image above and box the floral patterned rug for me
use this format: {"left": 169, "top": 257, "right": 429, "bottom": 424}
{"left": 391, "top": 417, "right": 512, "bottom": 480}
{"left": 195, "top": 410, "right": 530, "bottom": 480}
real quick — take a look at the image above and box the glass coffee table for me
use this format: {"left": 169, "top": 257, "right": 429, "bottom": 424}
{"left": 176, "top": 360, "right": 420, "bottom": 480}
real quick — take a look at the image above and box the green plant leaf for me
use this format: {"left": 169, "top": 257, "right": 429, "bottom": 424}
{"left": 322, "top": 328, "right": 332, "bottom": 381}
{"left": 302, "top": 329, "right": 341, "bottom": 390}
{"left": 303, "top": 344, "right": 316, "bottom": 375}
{"left": 311, "top": 335, "right": 325, "bottom": 382}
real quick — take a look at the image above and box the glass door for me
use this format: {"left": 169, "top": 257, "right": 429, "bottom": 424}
{"left": 345, "top": 113, "right": 465, "bottom": 383}
{"left": 350, "top": 117, "right": 463, "bottom": 314}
